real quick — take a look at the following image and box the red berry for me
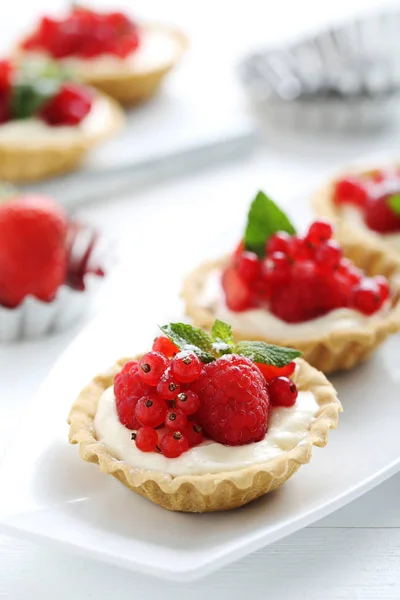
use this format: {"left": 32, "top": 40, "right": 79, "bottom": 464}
{"left": 233, "top": 240, "right": 245, "bottom": 259}
{"left": 184, "top": 423, "right": 204, "bottom": 447}
{"left": 114, "top": 361, "right": 149, "bottom": 430}
{"left": 364, "top": 195, "right": 400, "bottom": 233}
{"left": 337, "top": 258, "right": 362, "bottom": 284}
{"left": 175, "top": 390, "right": 200, "bottom": 415}
{"left": 262, "top": 251, "right": 291, "bottom": 285}
{"left": 156, "top": 367, "right": 180, "bottom": 400}
{"left": 269, "top": 377, "right": 298, "bottom": 407}
{"left": 40, "top": 83, "right": 93, "bottom": 126}
{"left": 266, "top": 231, "right": 290, "bottom": 255}
{"left": 191, "top": 354, "right": 270, "bottom": 446}
{"left": 138, "top": 351, "right": 168, "bottom": 386}
{"left": 134, "top": 427, "right": 158, "bottom": 452}
{"left": 160, "top": 431, "right": 189, "bottom": 458}
{"left": 0, "top": 194, "right": 68, "bottom": 308}
{"left": 236, "top": 251, "right": 260, "bottom": 282}
{"left": 334, "top": 177, "right": 369, "bottom": 207}
{"left": 315, "top": 240, "right": 342, "bottom": 270}
{"left": 171, "top": 351, "right": 203, "bottom": 384}
{"left": 152, "top": 335, "right": 179, "bottom": 357}
{"left": 351, "top": 278, "right": 386, "bottom": 315}
{"left": 255, "top": 361, "right": 296, "bottom": 382}
{"left": 222, "top": 264, "right": 253, "bottom": 311}
{"left": 165, "top": 409, "right": 188, "bottom": 431}
{"left": 306, "top": 220, "right": 333, "bottom": 246}
{"left": 0, "top": 59, "right": 12, "bottom": 95}
{"left": 287, "top": 236, "right": 313, "bottom": 261}
{"left": 134, "top": 395, "right": 167, "bottom": 427}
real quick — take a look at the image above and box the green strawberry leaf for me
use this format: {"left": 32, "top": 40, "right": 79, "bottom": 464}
{"left": 211, "top": 319, "right": 234, "bottom": 354}
{"left": 244, "top": 191, "right": 296, "bottom": 258}
{"left": 388, "top": 193, "right": 400, "bottom": 215}
{"left": 234, "top": 340, "right": 301, "bottom": 367}
{"left": 160, "top": 322, "right": 215, "bottom": 363}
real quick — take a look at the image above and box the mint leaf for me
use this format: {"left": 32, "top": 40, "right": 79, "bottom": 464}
{"left": 160, "top": 323, "right": 215, "bottom": 363}
{"left": 388, "top": 194, "right": 400, "bottom": 215}
{"left": 244, "top": 191, "right": 296, "bottom": 258}
{"left": 234, "top": 341, "right": 301, "bottom": 367}
{"left": 211, "top": 319, "right": 234, "bottom": 354}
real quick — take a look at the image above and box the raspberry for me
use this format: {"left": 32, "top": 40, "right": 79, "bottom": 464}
{"left": 175, "top": 390, "right": 200, "bottom": 415}
{"left": 171, "top": 351, "right": 203, "bottom": 384}
{"left": 152, "top": 336, "right": 179, "bottom": 357}
{"left": 191, "top": 354, "right": 270, "bottom": 446}
{"left": 156, "top": 367, "right": 180, "bottom": 400}
{"left": 306, "top": 220, "right": 333, "bottom": 246}
{"left": 364, "top": 195, "right": 400, "bottom": 233}
{"left": 138, "top": 351, "right": 168, "bottom": 386}
{"left": 315, "top": 240, "right": 342, "bottom": 271}
{"left": 236, "top": 251, "right": 260, "bottom": 282}
{"left": 114, "top": 361, "right": 149, "bottom": 430}
{"left": 134, "top": 394, "right": 167, "bottom": 427}
{"left": 184, "top": 424, "right": 204, "bottom": 447}
{"left": 266, "top": 231, "right": 290, "bottom": 255}
{"left": 134, "top": 427, "right": 158, "bottom": 452}
{"left": 165, "top": 409, "right": 188, "bottom": 431}
{"left": 269, "top": 377, "right": 298, "bottom": 407}
{"left": 160, "top": 431, "right": 189, "bottom": 458}
{"left": 255, "top": 361, "right": 296, "bottom": 382}
{"left": 334, "top": 177, "right": 369, "bottom": 207}
{"left": 40, "top": 83, "right": 93, "bottom": 126}
{"left": 221, "top": 264, "right": 253, "bottom": 311}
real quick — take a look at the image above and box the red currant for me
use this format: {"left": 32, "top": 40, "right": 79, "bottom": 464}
{"left": 262, "top": 251, "right": 292, "bottom": 285}
{"left": 269, "top": 377, "right": 298, "bottom": 407}
{"left": 287, "top": 236, "right": 313, "bottom": 261}
{"left": 306, "top": 220, "right": 333, "bottom": 246}
{"left": 334, "top": 177, "right": 369, "bottom": 207}
{"left": 134, "top": 395, "right": 167, "bottom": 427}
{"left": 160, "top": 431, "right": 189, "bottom": 458}
{"left": 337, "top": 258, "right": 362, "bottom": 284}
{"left": 138, "top": 351, "right": 168, "bottom": 386}
{"left": 165, "top": 409, "right": 188, "bottom": 431}
{"left": 364, "top": 195, "right": 400, "bottom": 233}
{"left": 171, "top": 351, "right": 203, "bottom": 383}
{"left": 134, "top": 427, "right": 158, "bottom": 452}
{"left": 266, "top": 231, "right": 290, "bottom": 255}
{"left": 156, "top": 367, "right": 180, "bottom": 400}
{"left": 315, "top": 240, "right": 342, "bottom": 270}
{"left": 255, "top": 361, "right": 296, "bottom": 382}
{"left": 236, "top": 251, "right": 260, "bottom": 282}
{"left": 175, "top": 390, "right": 200, "bottom": 415}
{"left": 350, "top": 279, "right": 383, "bottom": 315}
{"left": 184, "top": 424, "right": 204, "bottom": 447}
{"left": 152, "top": 335, "right": 179, "bottom": 357}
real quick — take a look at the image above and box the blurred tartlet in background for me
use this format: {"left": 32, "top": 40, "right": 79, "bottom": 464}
{"left": 15, "top": 7, "right": 187, "bottom": 106}
{"left": 0, "top": 191, "right": 106, "bottom": 342}
{"left": 314, "top": 166, "right": 400, "bottom": 268}
{"left": 0, "top": 58, "right": 123, "bottom": 182}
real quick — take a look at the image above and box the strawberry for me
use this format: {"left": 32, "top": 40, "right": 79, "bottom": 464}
{"left": 0, "top": 195, "right": 68, "bottom": 307}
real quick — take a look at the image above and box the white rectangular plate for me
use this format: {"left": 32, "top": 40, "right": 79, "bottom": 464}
{"left": 0, "top": 309, "right": 399, "bottom": 582}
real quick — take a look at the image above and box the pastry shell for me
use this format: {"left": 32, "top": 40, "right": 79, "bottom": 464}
{"left": 68, "top": 357, "right": 341, "bottom": 513}
{"left": 313, "top": 166, "right": 400, "bottom": 262}
{"left": 182, "top": 254, "right": 400, "bottom": 374}
{"left": 0, "top": 92, "right": 124, "bottom": 182}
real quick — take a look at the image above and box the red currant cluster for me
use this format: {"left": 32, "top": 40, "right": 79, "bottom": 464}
{"left": 335, "top": 170, "right": 400, "bottom": 233}
{"left": 222, "top": 220, "right": 390, "bottom": 322}
{"left": 115, "top": 337, "right": 205, "bottom": 459}
{"left": 22, "top": 8, "right": 140, "bottom": 60}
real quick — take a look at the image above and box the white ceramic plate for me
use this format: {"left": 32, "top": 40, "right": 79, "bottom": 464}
{"left": 0, "top": 307, "right": 399, "bottom": 582}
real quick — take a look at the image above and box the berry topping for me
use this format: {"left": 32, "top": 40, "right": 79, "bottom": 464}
{"left": 171, "top": 351, "right": 203, "bottom": 383}
{"left": 160, "top": 431, "right": 189, "bottom": 458}
{"left": 134, "top": 394, "right": 167, "bottom": 427}
{"left": 0, "top": 194, "right": 68, "bottom": 307}
{"left": 255, "top": 361, "right": 296, "bottom": 382}
{"left": 165, "top": 409, "right": 188, "bottom": 431}
{"left": 152, "top": 335, "right": 179, "bottom": 357}
{"left": 114, "top": 361, "right": 149, "bottom": 430}
{"left": 334, "top": 177, "right": 369, "bottom": 207}
{"left": 40, "top": 82, "right": 93, "bottom": 126}
{"left": 364, "top": 194, "right": 400, "bottom": 233}
{"left": 133, "top": 427, "right": 158, "bottom": 453}
{"left": 221, "top": 191, "right": 391, "bottom": 321}
{"left": 22, "top": 8, "right": 140, "bottom": 60}
{"left": 269, "top": 376, "right": 298, "bottom": 407}
{"left": 156, "top": 367, "right": 180, "bottom": 400}
{"left": 350, "top": 279, "right": 383, "bottom": 315}
{"left": 175, "top": 390, "right": 200, "bottom": 415}
{"left": 184, "top": 424, "right": 204, "bottom": 447}
{"left": 138, "top": 352, "right": 168, "bottom": 386}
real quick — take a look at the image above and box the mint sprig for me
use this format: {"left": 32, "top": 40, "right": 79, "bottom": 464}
{"left": 160, "top": 319, "right": 301, "bottom": 366}
{"left": 244, "top": 191, "right": 296, "bottom": 258}
{"left": 388, "top": 193, "right": 400, "bottom": 215}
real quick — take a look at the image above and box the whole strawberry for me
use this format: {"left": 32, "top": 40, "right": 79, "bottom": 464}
{"left": 0, "top": 194, "right": 68, "bottom": 307}
{"left": 191, "top": 354, "right": 270, "bottom": 445}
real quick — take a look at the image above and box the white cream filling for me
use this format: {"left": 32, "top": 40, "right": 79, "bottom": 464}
{"left": 0, "top": 95, "right": 113, "bottom": 146}
{"left": 94, "top": 384, "right": 319, "bottom": 477}
{"left": 340, "top": 204, "right": 400, "bottom": 253}
{"left": 24, "top": 28, "right": 181, "bottom": 78}
{"left": 198, "top": 269, "right": 390, "bottom": 340}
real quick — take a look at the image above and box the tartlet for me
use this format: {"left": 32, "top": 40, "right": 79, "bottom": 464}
{"left": 68, "top": 322, "right": 341, "bottom": 513}
{"left": 183, "top": 191, "right": 400, "bottom": 373}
